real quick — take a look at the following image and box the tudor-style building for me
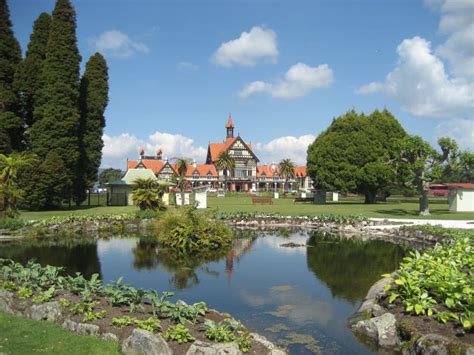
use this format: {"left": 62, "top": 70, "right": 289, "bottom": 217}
{"left": 124, "top": 115, "right": 313, "bottom": 192}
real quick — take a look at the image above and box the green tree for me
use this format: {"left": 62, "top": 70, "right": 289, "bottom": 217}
{"left": 215, "top": 150, "right": 235, "bottom": 193}
{"left": 307, "top": 109, "right": 406, "bottom": 203}
{"left": 440, "top": 150, "right": 474, "bottom": 183}
{"left": 13, "top": 12, "right": 51, "bottom": 128}
{"left": 279, "top": 158, "right": 295, "bottom": 193}
{"left": 174, "top": 158, "right": 190, "bottom": 206}
{"left": 0, "top": 152, "right": 37, "bottom": 216}
{"left": 29, "top": 0, "right": 81, "bottom": 202}
{"left": 132, "top": 177, "right": 165, "bottom": 211}
{"left": 98, "top": 168, "right": 123, "bottom": 187}
{"left": 76, "top": 53, "right": 109, "bottom": 202}
{"left": 18, "top": 151, "right": 71, "bottom": 210}
{"left": 0, "top": 0, "right": 23, "bottom": 152}
{"left": 398, "top": 136, "right": 458, "bottom": 215}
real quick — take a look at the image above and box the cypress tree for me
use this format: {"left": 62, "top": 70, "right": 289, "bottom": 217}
{"left": 14, "top": 12, "right": 51, "bottom": 128}
{"left": 30, "top": 0, "right": 81, "bottom": 200}
{"left": 0, "top": 0, "right": 22, "bottom": 152}
{"left": 75, "top": 52, "right": 108, "bottom": 202}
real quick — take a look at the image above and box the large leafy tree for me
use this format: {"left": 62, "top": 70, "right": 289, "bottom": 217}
{"left": 215, "top": 150, "right": 235, "bottom": 193}
{"left": 440, "top": 150, "right": 474, "bottom": 183}
{"left": 307, "top": 109, "right": 407, "bottom": 203}
{"left": 0, "top": 152, "right": 37, "bottom": 216}
{"left": 0, "top": 0, "right": 23, "bottom": 152}
{"left": 29, "top": 0, "right": 81, "bottom": 201}
{"left": 279, "top": 158, "right": 295, "bottom": 193}
{"left": 75, "top": 52, "right": 109, "bottom": 203}
{"left": 398, "top": 136, "right": 457, "bottom": 215}
{"left": 98, "top": 168, "right": 123, "bottom": 187}
{"left": 18, "top": 151, "right": 71, "bottom": 210}
{"left": 13, "top": 12, "right": 51, "bottom": 129}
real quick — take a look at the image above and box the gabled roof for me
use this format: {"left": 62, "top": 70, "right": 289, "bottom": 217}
{"left": 186, "top": 164, "right": 218, "bottom": 177}
{"left": 294, "top": 166, "right": 307, "bottom": 177}
{"left": 108, "top": 168, "right": 157, "bottom": 185}
{"left": 207, "top": 136, "right": 259, "bottom": 162}
{"left": 127, "top": 159, "right": 177, "bottom": 175}
{"left": 257, "top": 165, "right": 279, "bottom": 177}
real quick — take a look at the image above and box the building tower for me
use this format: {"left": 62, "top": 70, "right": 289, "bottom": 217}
{"left": 226, "top": 115, "right": 235, "bottom": 139}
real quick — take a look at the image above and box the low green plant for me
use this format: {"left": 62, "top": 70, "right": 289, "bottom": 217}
{"left": 0, "top": 280, "right": 17, "bottom": 291}
{"left": 153, "top": 207, "right": 233, "bottom": 253}
{"left": 59, "top": 298, "right": 71, "bottom": 308}
{"left": 17, "top": 287, "right": 33, "bottom": 299}
{"left": 165, "top": 324, "right": 195, "bottom": 344}
{"left": 237, "top": 332, "right": 252, "bottom": 353}
{"left": 32, "top": 286, "right": 56, "bottom": 303}
{"left": 83, "top": 310, "right": 107, "bottom": 322}
{"left": 146, "top": 290, "right": 175, "bottom": 317}
{"left": 0, "top": 218, "right": 24, "bottom": 230}
{"left": 111, "top": 316, "right": 136, "bottom": 328}
{"left": 203, "top": 319, "right": 236, "bottom": 342}
{"left": 135, "top": 209, "right": 163, "bottom": 219}
{"left": 70, "top": 301, "right": 97, "bottom": 315}
{"left": 168, "top": 300, "right": 208, "bottom": 324}
{"left": 135, "top": 317, "right": 161, "bottom": 332}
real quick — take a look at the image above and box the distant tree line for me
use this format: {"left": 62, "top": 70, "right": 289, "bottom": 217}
{"left": 0, "top": 0, "right": 109, "bottom": 211}
{"left": 307, "top": 109, "right": 473, "bottom": 215}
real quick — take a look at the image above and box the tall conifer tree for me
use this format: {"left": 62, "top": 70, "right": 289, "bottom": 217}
{"left": 0, "top": 0, "right": 22, "bottom": 152}
{"left": 14, "top": 12, "right": 51, "bottom": 128}
{"left": 30, "top": 0, "right": 81, "bottom": 200}
{"left": 75, "top": 52, "right": 108, "bottom": 202}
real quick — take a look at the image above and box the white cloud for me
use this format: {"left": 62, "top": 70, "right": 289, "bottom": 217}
{"left": 94, "top": 30, "right": 149, "bottom": 59}
{"left": 240, "top": 63, "right": 334, "bottom": 100}
{"left": 356, "top": 36, "right": 474, "bottom": 118}
{"left": 177, "top": 62, "right": 198, "bottom": 71}
{"left": 101, "top": 132, "right": 207, "bottom": 168}
{"left": 435, "top": 118, "right": 474, "bottom": 151}
{"left": 255, "top": 134, "right": 316, "bottom": 165}
{"left": 213, "top": 26, "right": 278, "bottom": 67}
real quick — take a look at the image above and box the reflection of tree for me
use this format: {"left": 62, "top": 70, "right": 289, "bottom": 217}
{"left": 0, "top": 240, "right": 101, "bottom": 279}
{"left": 306, "top": 233, "right": 407, "bottom": 304}
{"left": 132, "top": 240, "right": 229, "bottom": 290}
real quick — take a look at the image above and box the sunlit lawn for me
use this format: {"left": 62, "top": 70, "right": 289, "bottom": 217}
{"left": 17, "top": 194, "right": 474, "bottom": 221}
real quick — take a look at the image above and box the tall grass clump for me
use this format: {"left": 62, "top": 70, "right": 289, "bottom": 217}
{"left": 153, "top": 206, "right": 233, "bottom": 253}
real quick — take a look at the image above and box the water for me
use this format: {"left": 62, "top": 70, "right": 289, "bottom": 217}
{"left": 0, "top": 231, "right": 407, "bottom": 354}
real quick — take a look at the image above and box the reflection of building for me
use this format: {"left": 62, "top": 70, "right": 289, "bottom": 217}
{"left": 125, "top": 115, "right": 313, "bottom": 192}
{"left": 225, "top": 237, "right": 256, "bottom": 280}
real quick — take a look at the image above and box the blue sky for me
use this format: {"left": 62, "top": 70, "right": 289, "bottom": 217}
{"left": 10, "top": 0, "right": 474, "bottom": 168}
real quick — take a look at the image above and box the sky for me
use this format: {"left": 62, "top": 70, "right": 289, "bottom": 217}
{"left": 10, "top": 0, "right": 474, "bottom": 168}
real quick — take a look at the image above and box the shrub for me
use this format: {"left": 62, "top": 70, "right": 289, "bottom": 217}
{"left": 153, "top": 206, "right": 233, "bottom": 253}
{"left": 165, "top": 324, "right": 195, "bottom": 344}
{"left": 0, "top": 218, "right": 24, "bottom": 230}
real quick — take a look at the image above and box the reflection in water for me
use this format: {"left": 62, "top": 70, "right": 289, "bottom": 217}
{"left": 306, "top": 233, "right": 407, "bottom": 303}
{"left": 225, "top": 236, "right": 257, "bottom": 280}
{"left": 0, "top": 239, "right": 101, "bottom": 279}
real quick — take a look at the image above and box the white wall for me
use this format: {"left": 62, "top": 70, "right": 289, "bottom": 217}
{"left": 449, "top": 188, "right": 474, "bottom": 212}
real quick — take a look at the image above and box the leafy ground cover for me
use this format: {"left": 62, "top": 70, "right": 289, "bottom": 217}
{"left": 0, "top": 259, "right": 265, "bottom": 354}
{"left": 382, "top": 226, "right": 473, "bottom": 335}
{"left": 15, "top": 195, "right": 474, "bottom": 222}
{"left": 0, "top": 310, "right": 120, "bottom": 354}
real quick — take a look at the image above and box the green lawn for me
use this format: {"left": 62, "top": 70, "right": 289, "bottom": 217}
{"left": 0, "top": 311, "right": 120, "bottom": 355}
{"left": 17, "top": 195, "right": 474, "bottom": 221}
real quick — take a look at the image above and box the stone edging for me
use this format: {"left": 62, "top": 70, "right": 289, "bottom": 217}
{"left": 0, "top": 289, "right": 286, "bottom": 355}
{"left": 348, "top": 277, "right": 474, "bottom": 354}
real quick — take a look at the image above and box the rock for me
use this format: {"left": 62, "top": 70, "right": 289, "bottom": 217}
{"left": 365, "top": 277, "right": 392, "bottom": 300}
{"left": 29, "top": 301, "right": 61, "bottom": 322}
{"left": 102, "top": 332, "right": 119, "bottom": 342}
{"left": 0, "top": 289, "right": 15, "bottom": 314}
{"left": 371, "top": 304, "right": 386, "bottom": 317}
{"left": 186, "top": 340, "right": 242, "bottom": 355}
{"left": 353, "top": 313, "right": 399, "bottom": 347}
{"left": 62, "top": 318, "right": 78, "bottom": 332}
{"left": 122, "top": 329, "right": 172, "bottom": 355}
{"left": 409, "top": 334, "right": 451, "bottom": 355}
{"left": 76, "top": 323, "right": 100, "bottom": 337}
{"left": 250, "top": 333, "right": 287, "bottom": 354}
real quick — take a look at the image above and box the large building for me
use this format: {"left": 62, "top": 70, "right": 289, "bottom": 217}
{"left": 126, "top": 116, "right": 313, "bottom": 192}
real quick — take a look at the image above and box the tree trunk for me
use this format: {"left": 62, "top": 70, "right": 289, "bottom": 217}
{"left": 364, "top": 191, "right": 377, "bottom": 204}
{"left": 419, "top": 189, "right": 430, "bottom": 216}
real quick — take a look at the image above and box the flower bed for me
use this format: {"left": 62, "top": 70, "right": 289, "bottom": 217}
{"left": 0, "top": 258, "right": 284, "bottom": 354}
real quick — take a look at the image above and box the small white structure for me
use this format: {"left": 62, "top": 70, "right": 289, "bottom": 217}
{"left": 193, "top": 186, "right": 208, "bottom": 209}
{"left": 176, "top": 193, "right": 190, "bottom": 206}
{"left": 447, "top": 183, "right": 474, "bottom": 212}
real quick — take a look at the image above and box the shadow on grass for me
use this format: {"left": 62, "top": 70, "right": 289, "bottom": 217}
{"left": 376, "top": 208, "right": 452, "bottom": 217}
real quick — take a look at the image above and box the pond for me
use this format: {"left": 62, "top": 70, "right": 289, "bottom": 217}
{"left": 0, "top": 230, "right": 408, "bottom": 354}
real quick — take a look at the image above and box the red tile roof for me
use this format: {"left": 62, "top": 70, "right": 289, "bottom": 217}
{"left": 208, "top": 137, "right": 237, "bottom": 162}
{"left": 294, "top": 166, "right": 307, "bottom": 177}
{"left": 186, "top": 164, "right": 218, "bottom": 177}
{"left": 225, "top": 115, "right": 235, "bottom": 128}
{"left": 257, "top": 165, "right": 279, "bottom": 177}
{"left": 127, "top": 159, "right": 174, "bottom": 175}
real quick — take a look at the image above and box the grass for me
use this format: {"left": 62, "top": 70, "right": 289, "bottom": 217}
{"left": 0, "top": 311, "right": 120, "bottom": 355}
{"left": 16, "top": 194, "right": 474, "bottom": 221}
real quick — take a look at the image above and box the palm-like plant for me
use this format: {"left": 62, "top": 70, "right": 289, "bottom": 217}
{"left": 173, "top": 158, "right": 190, "bottom": 206}
{"left": 215, "top": 150, "right": 235, "bottom": 193}
{"left": 279, "top": 158, "right": 296, "bottom": 194}
{"left": 132, "top": 177, "right": 165, "bottom": 211}
{"left": 0, "top": 152, "right": 38, "bottom": 217}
